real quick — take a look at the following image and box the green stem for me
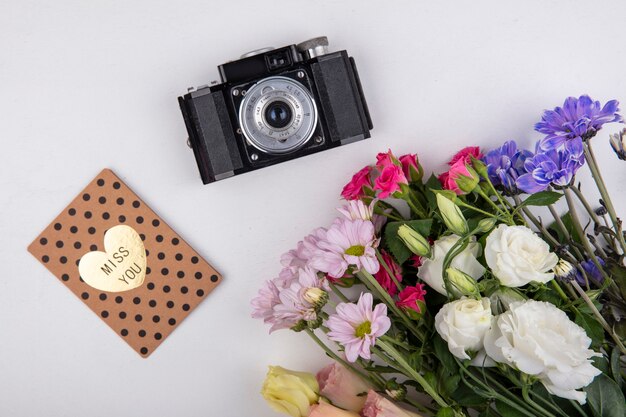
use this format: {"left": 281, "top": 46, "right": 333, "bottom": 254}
{"left": 521, "top": 379, "right": 557, "bottom": 417}
{"left": 570, "top": 185, "right": 616, "bottom": 252}
{"left": 376, "top": 340, "right": 451, "bottom": 409}
{"left": 456, "top": 199, "right": 499, "bottom": 218}
{"left": 583, "top": 141, "right": 626, "bottom": 256}
{"left": 563, "top": 188, "right": 611, "bottom": 283}
{"left": 328, "top": 282, "right": 350, "bottom": 303}
{"left": 357, "top": 271, "right": 425, "bottom": 340}
{"left": 569, "top": 280, "right": 626, "bottom": 355}
{"left": 304, "top": 329, "right": 373, "bottom": 384}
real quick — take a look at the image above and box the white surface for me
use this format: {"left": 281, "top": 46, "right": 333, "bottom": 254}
{"left": 2, "top": 1, "right": 626, "bottom": 416}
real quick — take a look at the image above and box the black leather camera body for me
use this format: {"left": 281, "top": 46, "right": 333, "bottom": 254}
{"left": 178, "top": 36, "right": 373, "bottom": 184}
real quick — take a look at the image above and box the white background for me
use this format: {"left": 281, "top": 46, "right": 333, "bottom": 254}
{"left": 2, "top": 1, "right": 626, "bottom": 416}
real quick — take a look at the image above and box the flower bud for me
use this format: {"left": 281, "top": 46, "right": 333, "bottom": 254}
{"left": 262, "top": 366, "right": 319, "bottom": 417}
{"left": 303, "top": 288, "right": 329, "bottom": 310}
{"left": 397, "top": 225, "right": 431, "bottom": 257}
{"left": 436, "top": 193, "right": 469, "bottom": 235}
{"left": 609, "top": 129, "right": 626, "bottom": 161}
{"left": 471, "top": 156, "right": 489, "bottom": 179}
{"left": 384, "top": 379, "right": 407, "bottom": 401}
{"left": 475, "top": 217, "right": 498, "bottom": 234}
{"left": 454, "top": 165, "right": 480, "bottom": 193}
{"left": 445, "top": 268, "right": 480, "bottom": 297}
{"left": 554, "top": 259, "right": 576, "bottom": 281}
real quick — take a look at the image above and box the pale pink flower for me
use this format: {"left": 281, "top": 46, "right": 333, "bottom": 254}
{"left": 317, "top": 362, "right": 373, "bottom": 412}
{"left": 362, "top": 390, "right": 424, "bottom": 417}
{"left": 275, "top": 267, "right": 298, "bottom": 289}
{"left": 281, "top": 228, "right": 328, "bottom": 274}
{"left": 272, "top": 267, "right": 328, "bottom": 332}
{"left": 251, "top": 279, "right": 281, "bottom": 323}
{"left": 373, "top": 250, "right": 403, "bottom": 296}
{"left": 309, "top": 401, "right": 360, "bottom": 417}
{"left": 374, "top": 164, "right": 407, "bottom": 199}
{"left": 310, "top": 218, "right": 380, "bottom": 278}
{"left": 341, "top": 165, "right": 372, "bottom": 200}
{"left": 327, "top": 293, "right": 391, "bottom": 362}
{"left": 337, "top": 200, "right": 387, "bottom": 233}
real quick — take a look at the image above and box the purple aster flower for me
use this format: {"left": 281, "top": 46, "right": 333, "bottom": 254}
{"left": 483, "top": 140, "right": 533, "bottom": 195}
{"left": 516, "top": 137, "right": 585, "bottom": 193}
{"left": 576, "top": 258, "right": 606, "bottom": 286}
{"left": 536, "top": 95, "right": 623, "bottom": 150}
{"left": 327, "top": 292, "right": 391, "bottom": 362}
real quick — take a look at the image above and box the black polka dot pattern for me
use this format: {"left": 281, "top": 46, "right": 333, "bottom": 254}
{"left": 27, "top": 168, "right": 222, "bottom": 358}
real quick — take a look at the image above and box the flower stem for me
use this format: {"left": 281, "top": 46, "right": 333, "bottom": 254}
{"left": 563, "top": 188, "right": 611, "bottom": 283}
{"left": 569, "top": 280, "right": 626, "bottom": 355}
{"left": 570, "top": 185, "right": 616, "bottom": 252}
{"left": 357, "top": 271, "right": 425, "bottom": 340}
{"left": 375, "top": 339, "right": 452, "bottom": 410}
{"left": 328, "top": 282, "right": 350, "bottom": 303}
{"left": 583, "top": 141, "right": 626, "bottom": 257}
{"left": 304, "top": 328, "right": 373, "bottom": 385}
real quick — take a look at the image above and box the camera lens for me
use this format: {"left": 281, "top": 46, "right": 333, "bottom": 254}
{"left": 264, "top": 100, "right": 293, "bottom": 129}
{"left": 239, "top": 76, "right": 318, "bottom": 155}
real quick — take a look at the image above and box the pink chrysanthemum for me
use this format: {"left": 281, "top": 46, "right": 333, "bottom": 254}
{"left": 337, "top": 200, "right": 387, "bottom": 233}
{"left": 327, "top": 293, "right": 391, "bottom": 362}
{"left": 310, "top": 218, "right": 380, "bottom": 278}
{"left": 251, "top": 279, "right": 281, "bottom": 324}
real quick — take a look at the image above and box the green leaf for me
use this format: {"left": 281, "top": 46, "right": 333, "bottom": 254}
{"left": 433, "top": 334, "right": 458, "bottom": 374}
{"left": 440, "top": 373, "right": 461, "bottom": 397}
{"left": 384, "top": 219, "right": 433, "bottom": 264}
{"left": 575, "top": 311, "right": 605, "bottom": 348}
{"left": 585, "top": 374, "right": 626, "bottom": 417}
{"left": 518, "top": 191, "right": 562, "bottom": 208}
{"left": 436, "top": 407, "right": 456, "bottom": 417}
{"left": 495, "top": 400, "right": 530, "bottom": 417}
{"left": 452, "top": 382, "right": 487, "bottom": 407}
{"left": 610, "top": 347, "right": 623, "bottom": 390}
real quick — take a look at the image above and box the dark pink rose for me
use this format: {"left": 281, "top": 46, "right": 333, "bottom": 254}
{"left": 396, "top": 284, "right": 427, "bottom": 317}
{"left": 373, "top": 250, "right": 403, "bottom": 296}
{"left": 341, "top": 165, "right": 372, "bottom": 200}
{"left": 374, "top": 164, "right": 407, "bottom": 199}
{"left": 448, "top": 146, "right": 483, "bottom": 166}
{"left": 398, "top": 153, "right": 422, "bottom": 182}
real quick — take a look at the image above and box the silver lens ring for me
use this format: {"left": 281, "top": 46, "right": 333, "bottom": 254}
{"left": 239, "top": 76, "right": 318, "bottom": 155}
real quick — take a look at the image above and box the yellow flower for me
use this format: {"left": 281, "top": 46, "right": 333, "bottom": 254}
{"left": 262, "top": 366, "right": 319, "bottom": 417}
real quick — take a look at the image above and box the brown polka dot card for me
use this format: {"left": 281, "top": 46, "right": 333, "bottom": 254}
{"left": 27, "top": 168, "right": 222, "bottom": 358}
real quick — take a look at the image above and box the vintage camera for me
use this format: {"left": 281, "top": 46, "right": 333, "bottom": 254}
{"left": 178, "top": 36, "right": 373, "bottom": 184}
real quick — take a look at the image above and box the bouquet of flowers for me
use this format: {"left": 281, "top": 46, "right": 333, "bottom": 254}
{"left": 252, "top": 95, "right": 626, "bottom": 417}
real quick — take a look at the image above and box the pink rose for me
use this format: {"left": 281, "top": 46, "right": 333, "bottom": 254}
{"left": 448, "top": 146, "right": 483, "bottom": 166}
{"left": 439, "top": 159, "right": 479, "bottom": 195}
{"left": 396, "top": 284, "right": 427, "bottom": 319}
{"left": 341, "top": 166, "right": 372, "bottom": 200}
{"left": 362, "top": 390, "right": 424, "bottom": 417}
{"left": 375, "top": 149, "right": 396, "bottom": 168}
{"left": 309, "top": 401, "right": 360, "bottom": 417}
{"left": 374, "top": 164, "right": 407, "bottom": 199}
{"left": 373, "top": 250, "right": 403, "bottom": 296}
{"left": 398, "top": 154, "right": 422, "bottom": 182}
{"left": 316, "top": 363, "right": 372, "bottom": 412}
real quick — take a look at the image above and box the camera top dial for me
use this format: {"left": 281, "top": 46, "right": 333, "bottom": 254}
{"left": 238, "top": 76, "right": 318, "bottom": 155}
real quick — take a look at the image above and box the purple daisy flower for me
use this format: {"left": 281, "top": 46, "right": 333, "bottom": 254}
{"left": 575, "top": 258, "right": 605, "bottom": 286}
{"left": 535, "top": 95, "right": 623, "bottom": 150}
{"left": 516, "top": 137, "right": 585, "bottom": 194}
{"left": 483, "top": 140, "right": 533, "bottom": 195}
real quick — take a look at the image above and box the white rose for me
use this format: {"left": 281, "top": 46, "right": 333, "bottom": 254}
{"left": 484, "top": 300, "right": 601, "bottom": 404}
{"left": 417, "top": 235, "right": 486, "bottom": 295}
{"left": 485, "top": 224, "right": 558, "bottom": 287}
{"left": 435, "top": 297, "right": 492, "bottom": 360}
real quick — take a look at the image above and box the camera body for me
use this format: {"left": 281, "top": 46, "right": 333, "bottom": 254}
{"left": 178, "top": 37, "right": 373, "bottom": 184}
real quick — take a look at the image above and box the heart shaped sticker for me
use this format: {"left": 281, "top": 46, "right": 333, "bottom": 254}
{"left": 78, "top": 225, "right": 146, "bottom": 292}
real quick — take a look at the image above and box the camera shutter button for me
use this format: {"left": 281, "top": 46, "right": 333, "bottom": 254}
{"left": 296, "top": 36, "right": 329, "bottom": 59}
